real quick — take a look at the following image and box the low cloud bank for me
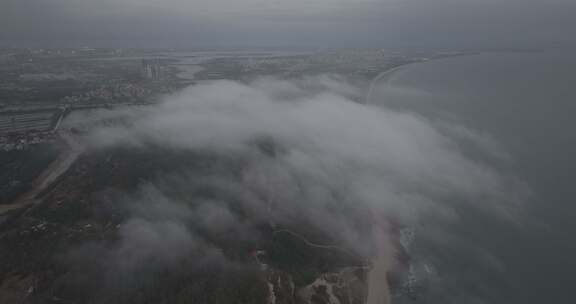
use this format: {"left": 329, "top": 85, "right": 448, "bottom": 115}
{"left": 86, "top": 76, "right": 518, "bottom": 218}
{"left": 64, "top": 76, "right": 524, "bottom": 301}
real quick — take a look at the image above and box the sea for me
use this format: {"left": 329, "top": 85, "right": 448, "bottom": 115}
{"left": 372, "top": 49, "right": 576, "bottom": 304}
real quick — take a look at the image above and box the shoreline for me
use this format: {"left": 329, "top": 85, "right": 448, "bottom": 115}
{"left": 365, "top": 64, "right": 411, "bottom": 105}
{"left": 364, "top": 52, "right": 482, "bottom": 105}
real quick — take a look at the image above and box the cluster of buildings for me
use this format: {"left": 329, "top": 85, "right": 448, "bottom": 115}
{"left": 0, "top": 131, "right": 56, "bottom": 151}
{"left": 141, "top": 59, "right": 166, "bottom": 81}
{"left": 61, "top": 83, "right": 152, "bottom": 104}
{"left": 235, "top": 49, "right": 415, "bottom": 78}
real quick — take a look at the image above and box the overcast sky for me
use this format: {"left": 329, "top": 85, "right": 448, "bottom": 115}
{"left": 2, "top": 0, "right": 576, "bottom": 48}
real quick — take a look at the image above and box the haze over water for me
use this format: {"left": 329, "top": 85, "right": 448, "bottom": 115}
{"left": 373, "top": 50, "right": 576, "bottom": 304}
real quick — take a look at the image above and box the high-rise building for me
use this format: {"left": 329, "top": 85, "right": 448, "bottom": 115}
{"left": 141, "top": 59, "right": 163, "bottom": 80}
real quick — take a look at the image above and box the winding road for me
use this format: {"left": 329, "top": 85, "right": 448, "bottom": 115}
{"left": 273, "top": 229, "right": 359, "bottom": 258}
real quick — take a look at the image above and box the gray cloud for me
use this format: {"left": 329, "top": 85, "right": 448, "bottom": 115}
{"left": 2, "top": 0, "right": 575, "bottom": 47}
{"left": 80, "top": 76, "right": 521, "bottom": 235}
{"left": 59, "top": 76, "right": 525, "bottom": 302}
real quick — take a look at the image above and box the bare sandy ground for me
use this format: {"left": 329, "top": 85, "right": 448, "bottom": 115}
{"left": 366, "top": 219, "right": 396, "bottom": 304}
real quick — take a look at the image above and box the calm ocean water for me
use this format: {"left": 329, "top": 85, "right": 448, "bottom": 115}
{"left": 374, "top": 50, "right": 576, "bottom": 304}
